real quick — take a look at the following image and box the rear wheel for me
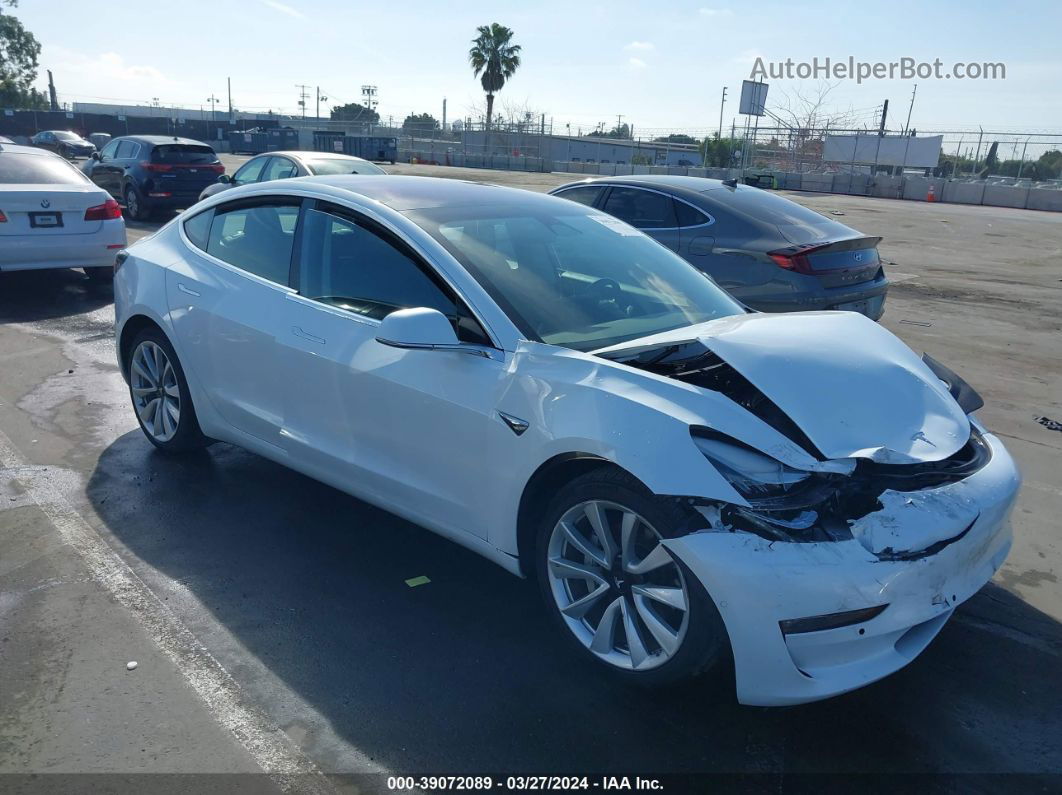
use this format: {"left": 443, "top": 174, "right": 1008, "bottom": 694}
{"left": 535, "top": 467, "right": 728, "bottom": 686}
{"left": 124, "top": 184, "right": 150, "bottom": 221}
{"left": 127, "top": 328, "right": 208, "bottom": 453}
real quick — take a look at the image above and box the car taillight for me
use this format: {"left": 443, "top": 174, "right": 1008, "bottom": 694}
{"left": 209, "top": 163, "right": 225, "bottom": 173}
{"left": 85, "top": 198, "right": 123, "bottom": 221}
{"left": 141, "top": 161, "right": 173, "bottom": 173}
{"left": 768, "top": 246, "right": 824, "bottom": 275}
{"left": 0, "top": 209, "right": 7, "bottom": 223}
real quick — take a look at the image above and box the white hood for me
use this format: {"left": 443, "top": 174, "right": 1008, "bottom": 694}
{"left": 599, "top": 311, "right": 970, "bottom": 464}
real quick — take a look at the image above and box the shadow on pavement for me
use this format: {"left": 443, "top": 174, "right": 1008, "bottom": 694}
{"left": 85, "top": 430, "right": 1062, "bottom": 779}
{"left": 0, "top": 268, "right": 114, "bottom": 323}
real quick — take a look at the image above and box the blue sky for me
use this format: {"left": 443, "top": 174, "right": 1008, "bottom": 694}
{"left": 14, "top": 0, "right": 1062, "bottom": 136}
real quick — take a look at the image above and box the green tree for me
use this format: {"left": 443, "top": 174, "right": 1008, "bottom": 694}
{"left": 468, "top": 23, "right": 521, "bottom": 131}
{"left": 1, "top": 0, "right": 46, "bottom": 109}
{"left": 700, "top": 133, "right": 739, "bottom": 168}
{"left": 654, "top": 133, "right": 698, "bottom": 145}
{"left": 402, "top": 112, "right": 439, "bottom": 133}
{"left": 330, "top": 102, "right": 379, "bottom": 124}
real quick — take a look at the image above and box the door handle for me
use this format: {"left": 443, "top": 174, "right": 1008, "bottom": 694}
{"left": 292, "top": 326, "right": 326, "bottom": 344}
{"left": 177, "top": 283, "right": 201, "bottom": 297}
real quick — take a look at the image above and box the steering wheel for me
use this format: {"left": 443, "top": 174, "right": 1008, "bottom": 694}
{"left": 585, "top": 277, "right": 623, "bottom": 302}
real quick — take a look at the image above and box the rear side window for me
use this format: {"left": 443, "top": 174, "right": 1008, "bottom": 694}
{"left": 205, "top": 201, "right": 300, "bottom": 285}
{"left": 0, "top": 153, "right": 87, "bottom": 185}
{"left": 603, "top": 187, "right": 677, "bottom": 229}
{"left": 183, "top": 209, "right": 213, "bottom": 249}
{"left": 152, "top": 145, "right": 218, "bottom": 165}
{"left": 554, "top": 186, "right": 604, "bottom": 207}
{"left": 675, "top": 201, "right": 710, "bottom": 227}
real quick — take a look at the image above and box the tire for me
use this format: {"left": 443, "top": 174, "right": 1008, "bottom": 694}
{"left": 535, "top": 466, "right": 728, "bottom": 687}
{"left": 84, "top": 266, "right": 113, "bottom": 283}
{"left": 123, "top": 184, "right": 150, "bottom": 222}
{"left": 126, "top": 328, "right": 209, "bottom": 453}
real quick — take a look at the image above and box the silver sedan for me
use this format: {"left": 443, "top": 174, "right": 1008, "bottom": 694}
{"left": 199, "top": 151, "right": 387, "bottom": 201}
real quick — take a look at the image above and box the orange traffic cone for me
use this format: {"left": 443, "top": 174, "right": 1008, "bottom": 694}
{"left": 927, "top": 184, "right": 937, "bottom": 202}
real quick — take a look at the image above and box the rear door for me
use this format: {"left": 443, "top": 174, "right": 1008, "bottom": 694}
{"left": 165, "top": 197, "right": 300, "bottom": 449}
{"left": 600, "top": 185, "right": 681, "bottom": 252}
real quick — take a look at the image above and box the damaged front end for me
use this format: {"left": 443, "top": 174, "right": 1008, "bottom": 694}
{"left": 689, "top": 425, "right": 992, "bottom": 558}
{"left": 596, "top": 314, "right": 996, "bottom": 560}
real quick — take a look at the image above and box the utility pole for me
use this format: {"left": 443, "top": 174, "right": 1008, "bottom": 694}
{"left": 206, "top": 94, "right": 220, "bottom": 124}
{"left": 315, "top": 87, "right": 327, "bottom": 120}
{"left": 295, "top": 84, "right": 310, "bottom": 119}
{"left": 227, "top": 77, "right": 233, "bottom": 122}
{"left": 616, "top": 114, "right": 624, "bottom": 135}
{"left": 718, "top": 86, "right": 727, "bottom": 139}
{"left": 878, "top": 98, "right": 889, "bottom": 135}
{"left": 47, "top": 70, "right": 59, "bottom": 111}
{"left": 442, "top": 98, "right": 447, "bottom": 131}
{"left": 903, "top": 84, "right": 917, "bottom": 134}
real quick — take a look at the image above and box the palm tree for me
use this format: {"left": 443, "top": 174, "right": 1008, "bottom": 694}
{"left": 468, "top": 23, "right": 521, "bottom": 132}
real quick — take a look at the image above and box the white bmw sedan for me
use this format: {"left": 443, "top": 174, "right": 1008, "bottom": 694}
{"left": 1, "top": 142, "right": 125, "bottom": 280}
{"left": 114, "top": 175, "right": 1020, "bottom": 706}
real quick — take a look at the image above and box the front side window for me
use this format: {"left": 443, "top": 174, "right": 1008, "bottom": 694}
{"left": 205, "top": 201, "right": 300, "bottom": 284}
{"left": 99, "top": 140, "right": 120, "bottom": 159}
{"left": 408, "top": 202, "right": 742, "bottom": 352}
{"left": 553, "top": 186, "right": 604, "bottom": 207}
{"left": 232, "top": 157, "right": 267, "bottom": 185}
{"left": 261, "top": 157, "right": 299, "bottom": 181}
{"left": 603, "top": 187, "right": 677, "bottom": 229}
{"left": 115, "top": 141, "right": 138, "bottom": 159}
{"left": 298, "top": 207, "right": 487, "bottom": 343}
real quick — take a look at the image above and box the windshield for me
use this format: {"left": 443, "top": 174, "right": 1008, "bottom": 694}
{"left": 305, "top": 157, "right": 386, "bottom": 176}
{"left": 151, "top": 144, "right": 218, "bottom": 164}
{"left": 407, "top": 203, "right": 743, "bottom": 351}
{"left": 0, "top": 153, "right": 88, "bottom": 184}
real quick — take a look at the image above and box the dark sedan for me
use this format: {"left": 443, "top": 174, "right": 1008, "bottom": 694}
{"left": 30, "top": 130, "right": 97, "bottom": 159}
{"left": 550, "top": 176, "right": 889, "bottom": 320}
{"left": 88, "top": 135, "right": 223, "bottom": 220}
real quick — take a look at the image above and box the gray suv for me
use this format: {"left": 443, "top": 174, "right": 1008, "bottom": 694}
{"left": 550, "top": 175, "right": 888, "bottom": 319}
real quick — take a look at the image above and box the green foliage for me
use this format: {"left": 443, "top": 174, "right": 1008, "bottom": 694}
{"left": 699, "top": 134, "right": 739, "bottom": 168}
{"left": 653, "top": 133, "right": 699, "bottom": 145}
{"left": 330, "top": 102, "right": 379, "bottom": 124}
{"left": 0, "top": 5, "right": 43, "bottom": 109}
{"left": 594, "top": 122, "right": 631, "bottom": 139}
{"left": 402, "top": 112, "right": 440, "bottom": 133}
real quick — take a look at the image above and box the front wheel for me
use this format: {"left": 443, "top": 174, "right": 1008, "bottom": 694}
{"left": 535, "top": 467, "right": 728, "bottom": 687}
{"left": 127, "top": 329, "right": 209, "bottom": 453}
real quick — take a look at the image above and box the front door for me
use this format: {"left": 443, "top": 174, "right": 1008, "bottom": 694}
{"left": 278, "top": 202, "right": 507, "bottom": 538}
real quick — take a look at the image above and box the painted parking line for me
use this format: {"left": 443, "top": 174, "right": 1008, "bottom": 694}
{"left": 0, "top": 427, "right": 336, "bottom": 795}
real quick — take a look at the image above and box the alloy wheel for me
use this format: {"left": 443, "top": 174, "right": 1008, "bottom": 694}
{"left": 125, "top": 187, "right": 140, "bottom": 219}
{"left": 130, "top": 340, "right": 181, "bottom": 443}
{"left": 546, "top": 500, "right": 690, "bottom": 671}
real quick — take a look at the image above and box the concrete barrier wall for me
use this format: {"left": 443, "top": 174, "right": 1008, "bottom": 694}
{"left": 983, "top": 184, "right": 1030, "bottom": 209}
{"left": 1027, "top": 188, "right": 1062, "bottom": 212}
{"left": 942, "top": 181, "right": 985, "bottom": 205}
{"left": 801, "top": 174, "right": 834, "bottom": 192}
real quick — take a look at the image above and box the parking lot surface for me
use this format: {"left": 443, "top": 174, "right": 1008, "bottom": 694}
{"left": 2, "top": 158, "right": 1061, "bottom": 790}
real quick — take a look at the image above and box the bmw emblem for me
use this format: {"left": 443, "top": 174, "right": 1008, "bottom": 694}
{"left": 40, "top": 199, "right": 51, "bottom": 208}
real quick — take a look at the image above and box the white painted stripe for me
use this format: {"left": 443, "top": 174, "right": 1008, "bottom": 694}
{"left": 0, "top": 427, "right": 335, "bottom": 794}
{"left": 888, "top": 271, "right": 920, "bottom": 283}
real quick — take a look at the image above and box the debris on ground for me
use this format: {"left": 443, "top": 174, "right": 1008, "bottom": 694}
{"left": 1036, "top": 416, "right": 1062, "bottom": 432}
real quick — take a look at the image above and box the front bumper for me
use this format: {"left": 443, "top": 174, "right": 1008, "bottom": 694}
{"left": 663, "top": 429, "right": 1020, "bottom": 706}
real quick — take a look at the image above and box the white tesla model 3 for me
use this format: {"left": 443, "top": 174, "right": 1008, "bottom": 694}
{"left": 113, "top": 176, "right": 1020, "bottom": 706}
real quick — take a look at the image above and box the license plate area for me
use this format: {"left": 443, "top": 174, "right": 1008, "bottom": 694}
{"left": 29, "top": 212, "right": 63, "bottom": 228}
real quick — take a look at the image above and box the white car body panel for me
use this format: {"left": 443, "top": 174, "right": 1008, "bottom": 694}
{"left": 1, "top": 147, "right": 126, "bottom": 272}
{"left": 113, "top": 177, "right": 1021, "bottom": 705}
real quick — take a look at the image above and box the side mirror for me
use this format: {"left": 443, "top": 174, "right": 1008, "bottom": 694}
{"left": 376, "top": 307, "right": 459, "bottom": 350}
{"left": 217, "top": 174, "right": 231, "bottom": 184}
{"left": 91, "top": 152, "right": 100, "bottom": 161}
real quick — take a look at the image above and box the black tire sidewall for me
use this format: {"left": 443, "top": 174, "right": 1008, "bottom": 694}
{"left": 127, "top": 328, "right": 206, "bottom": 453}
{"left": 124, "top": 184, "right": 147, "bottom": 221}
{"left": 534, "top": 467, "right": 729, "bottom": 687}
